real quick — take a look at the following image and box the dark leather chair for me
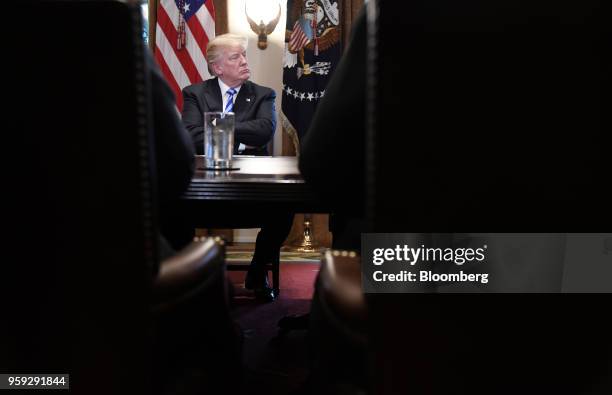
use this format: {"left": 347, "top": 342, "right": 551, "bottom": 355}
{"left": 151, "top": 237, "right": 242, "bottom": 395}
{"left": 367, "top": 1, "right": 611, "bottom": 394}
{"left": 3, "top": 2, "right": 240, "bottom": 394}
{"left": 308, "top": 250, "right": 367, "bottom": 395}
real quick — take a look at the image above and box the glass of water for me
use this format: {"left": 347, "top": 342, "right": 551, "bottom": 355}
{"left": 204, "top": 111, "right": 235, "bottom": 169}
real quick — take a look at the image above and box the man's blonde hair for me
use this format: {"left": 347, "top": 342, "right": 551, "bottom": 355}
{"left": 206, "top": 33, "right": 248, "bottom": 76}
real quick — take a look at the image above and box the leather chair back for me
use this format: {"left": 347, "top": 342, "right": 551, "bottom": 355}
{"left": 4, "top": 2, "right": 155, "bottom": 393}
{"left": 367, "top": 0, "right": 610, "bottom": 232}
{"left": 366, "top": 1, "right": 611, "bottom": 394}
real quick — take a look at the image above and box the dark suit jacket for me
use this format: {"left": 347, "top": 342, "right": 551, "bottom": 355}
{"left": 182, "top": 78, "right": 277, "bottom": 155}
{"left": 149, "top": 52, "right": 195, "bottom": 210}
{"left": 147, "top": 50, "right": 196, "bottom": 257}
{"left": 299, "top": 8, "right": 365, "bottom": 214}
{"left": 299, "top": 7, "right": 366, "bottom": 249}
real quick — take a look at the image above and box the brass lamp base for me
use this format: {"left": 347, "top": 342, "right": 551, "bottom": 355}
{"left": 286, "top": 216, "right": 322, "bottom": 253}
{"left": 294, "top": 218, "right": 317, "bottom": 252}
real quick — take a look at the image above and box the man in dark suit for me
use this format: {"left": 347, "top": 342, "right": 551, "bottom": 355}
{"left": 182, "top": 34, "right": 275, "bottom": 156}
{"left": 148, "top": 50, "right": 196, "bottom": 261}
{"left": 299, "top": 8, "right": 366, "bottom": 251}
{"left": 181, "top": 33, "right": 292, "bottom": 301}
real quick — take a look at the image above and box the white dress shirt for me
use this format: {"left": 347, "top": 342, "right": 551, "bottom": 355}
{"left": 217, "top": 79, "right": 245, "bottom": 152}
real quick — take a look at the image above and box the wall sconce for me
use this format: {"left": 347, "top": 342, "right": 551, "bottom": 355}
{"left": 245, "top": 0, "right": 282, "bottom": 50}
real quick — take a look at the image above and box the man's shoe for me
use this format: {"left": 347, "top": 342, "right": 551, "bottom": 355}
{"left": 245, "top": 267, "right": 276, "bottom": 302}
{"left": 253, "top": 286, "right": 276, "bottom": 302}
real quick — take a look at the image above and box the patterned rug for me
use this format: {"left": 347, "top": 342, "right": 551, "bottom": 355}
{"left": 226, "top": 249, "right": 323, "bottom": 264}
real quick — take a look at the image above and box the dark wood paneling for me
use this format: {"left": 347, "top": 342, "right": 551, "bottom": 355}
{"left": 213, "top": 0, "right": 228, "bottom": 35}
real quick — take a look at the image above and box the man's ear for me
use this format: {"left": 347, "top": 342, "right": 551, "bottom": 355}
{"left": 211, "top": 62, "right": 222, "bottom": 77}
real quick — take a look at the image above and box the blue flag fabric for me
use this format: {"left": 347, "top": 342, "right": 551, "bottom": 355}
{"left": 281, "top": 0, "right": 343, "bottom": 142}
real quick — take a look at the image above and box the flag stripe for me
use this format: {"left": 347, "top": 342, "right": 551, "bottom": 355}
{"left": 155, "top": 47, "right": 184, "bottom": 110}
{"left": 155, "top": 27, "right": 192, "bottom": 107}
{"left": 186, "top": 18, "right": 211, "bottom": 80}
{"left": 157, "top": 4, "right": 201, "bottom": 83}
{"left": 163, "top": 0, "right": 209, "bottom": 81}
{"left": 185, "top": 20, "right": 210, "bottom": 80}
{"left": 289, "top": 20, "right": 309, "bottom": 52}
{"left": 289, "top": 33, "right": 309, "bottom": 51}
{"left": 198, "top": 3, "right": 216, "bottom": 46}
{"left": 290, "top": 32, "right": 308, "bottom": 48}
{"left": 155, "top": 29, "right": 190, "bottom": 108}
{"left": 155, "top": 0, "right": 215, "bottom": 112}
{"left": 204, "top": 0, "right": 215, "bottom": 18}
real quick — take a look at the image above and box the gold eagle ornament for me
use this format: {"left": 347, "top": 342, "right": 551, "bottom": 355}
{"left": 246, "top": 4, "right": 282, "bottom": 50}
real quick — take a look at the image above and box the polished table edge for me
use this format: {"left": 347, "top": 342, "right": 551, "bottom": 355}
{"left": 183, "top": 156, "right": 328, "bottom": 212}
{"left": 190, "top": 178, "right": 305, "bottom": 184}
{"left": 193, "top": 155, "right": 305, "bottom": 183}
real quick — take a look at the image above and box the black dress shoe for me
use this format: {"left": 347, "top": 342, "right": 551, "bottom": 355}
{"left": 245, "top": 268, "right": 276, "bottom": 302}
{"left": 253, "top": 286, "right": 276, "bottom": 302}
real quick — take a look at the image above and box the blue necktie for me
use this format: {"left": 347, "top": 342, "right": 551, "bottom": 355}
{"left": 225, "top": 88, "right": 236, "bottom": 113}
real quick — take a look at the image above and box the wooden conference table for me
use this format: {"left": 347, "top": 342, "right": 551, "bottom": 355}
{"left": 180, "top": 155, "right": 326, "bottom": 229}
{"left": 179, "top": 155, "right": 327, "bottom": 294}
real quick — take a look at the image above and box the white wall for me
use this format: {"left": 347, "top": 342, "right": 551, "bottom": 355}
{"left": 227, "top": 0, "right": 286, "bottom": 156}
{"left": 227, "top": 0, "right": 287, "bottom": 242}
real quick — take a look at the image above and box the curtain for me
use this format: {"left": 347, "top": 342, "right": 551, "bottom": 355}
{"left": 342, "top": 0, "right": 364, "bottom": 51}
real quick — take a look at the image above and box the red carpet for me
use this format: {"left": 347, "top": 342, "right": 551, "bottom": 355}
{"left": 228, "top": 262, "right": 319, "bottom": 395}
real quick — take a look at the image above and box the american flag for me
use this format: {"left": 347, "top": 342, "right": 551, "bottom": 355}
{"left": 155, "top": 0, "right": 215, "bottom": 111}
{"left": 288, "top": 18, "right": 311, "bottom": 53}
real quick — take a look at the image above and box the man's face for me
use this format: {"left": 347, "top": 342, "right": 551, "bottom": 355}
{"left": 214, "top": 45, "right": 250, "bottom": 87}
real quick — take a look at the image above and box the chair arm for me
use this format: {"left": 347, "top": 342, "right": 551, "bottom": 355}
{"left": 318, "top": 250, "right": 367, "bottom": 331}
{"left": 151, "top": 237, "right": 225, "bottom": 311}
{"left": 309, "top": 249, "right": 368, "bottom": 390}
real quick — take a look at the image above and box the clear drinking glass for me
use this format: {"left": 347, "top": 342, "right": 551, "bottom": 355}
{"left": 204, "top": 111, "right": 235, "bottom": 169}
